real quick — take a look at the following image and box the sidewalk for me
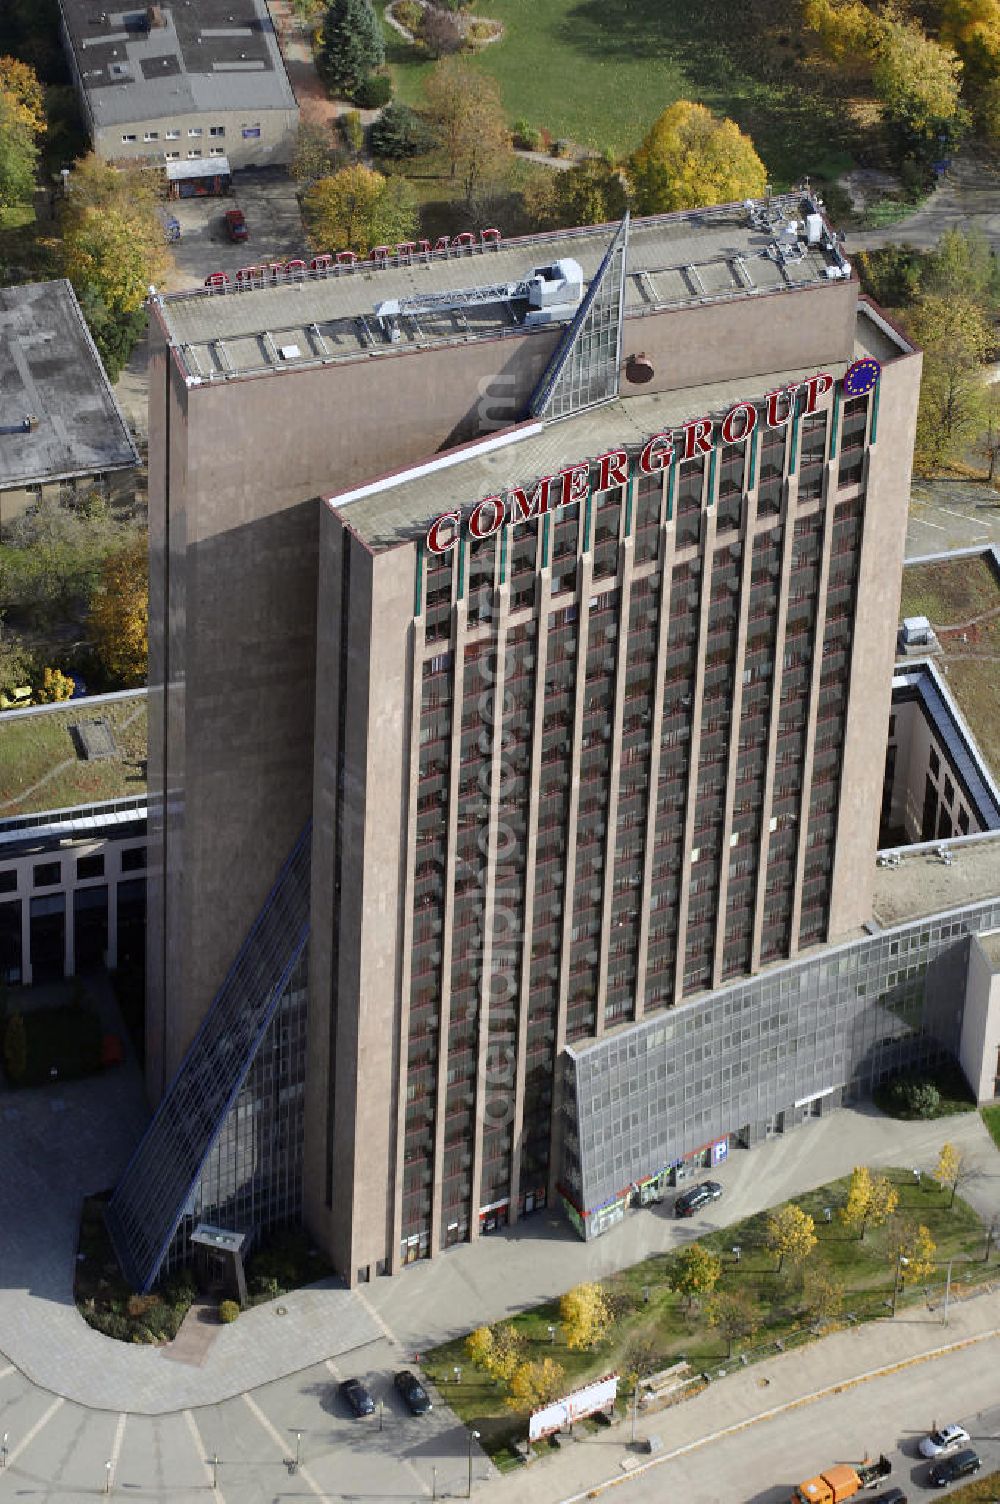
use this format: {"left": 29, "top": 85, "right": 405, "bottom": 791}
{"left": 481, "top": 1281, "right": 1000, "bottom": 1504}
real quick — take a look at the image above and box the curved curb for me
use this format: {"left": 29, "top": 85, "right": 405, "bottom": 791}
{"left": 556, "top": 1324, "right": 1000, "bottom": 1504}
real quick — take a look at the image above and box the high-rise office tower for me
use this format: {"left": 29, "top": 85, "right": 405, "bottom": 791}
{"left": 108, "top": 201, "right": 922, "bottom": 1289}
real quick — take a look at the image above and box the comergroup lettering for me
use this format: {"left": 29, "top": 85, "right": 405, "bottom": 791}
{"left": 204, "top": 227, "right": 502, "bottom": 289}
{"left": 426, "top": 372, "right": 836, "bottom": 554}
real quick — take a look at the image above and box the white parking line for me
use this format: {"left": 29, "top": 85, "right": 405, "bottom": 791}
{"left": 242, "top": 1392, "right": 330, "bottom": 1502}
{"left": 4, "top": 1396, "right": 63, "bottom": 1468}
{"left": 917, "top": 519, "right": 946, "bottom": 531}
{"left": 108, "top": 1413, "right": 126, "bottom": 1481}
{"left": 0, "top": 1365, "right": 14, "bottom": 1382}
{"left": 183, "top": 1409, "right": 226, "bottom": 1503}
{"left": 323, "top": 1357, "right": 342, "bottom": 1381}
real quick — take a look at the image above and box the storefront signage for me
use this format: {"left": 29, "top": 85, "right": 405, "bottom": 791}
{"left": 203, "top": 227, "right": 501, "bottom": 289}
{"left": 425, "top": 370, "right": 840, "bottom": 554}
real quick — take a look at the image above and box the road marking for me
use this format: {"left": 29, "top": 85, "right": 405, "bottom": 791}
{"left": 323, "top": 1357, "right": 342, "bottom": 1381}
{"left": 351, "top": 1286, "right": 398, "bottom": 1345}
{"left": 555, "top": 1325, "right": 1000, "bottom": 1504}
{"left": 183, "top": 1409, "right": 226, "bottom": 1503}
{"left": 4, "top": 1396, "right": 64, "bottom": 1468}
{"left": 917, "top": 519, "right": 946, "bottom": 531}
{"left": 0, "top": 1366, "right": 14, "bottom": 1382}
{"left": 108, "top": 1413, "right": 126, "bottom": 1481}
{"left": 242, "top": 1392, "right": 330, "bottom": 1501}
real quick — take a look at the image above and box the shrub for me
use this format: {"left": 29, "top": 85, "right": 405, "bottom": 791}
{"left": 339, "top": 110, "right": 364, "bottom": 154}
{"left": 355, "top": 73, "right": 392, "bottom": 108}
{"left": 218, "top": 1299, "right": 241, "bottom": 1324}
{"left": 394, "top": 0, "right": 423, "bottom": 30}
{"left": 370, "top": 101, "right": 436, "bottom": 159}
{"left": 551, "top": 138, "right": 571, "bottom": 158}
{"left": 884, "top": 1075, "right": 941, "bottom": 1118}
{"left": 418, "top": 6, "right": 463, "bottom": 56}
{"left": 465, "top": 20, "right": 495, "bottom": 44}
{"left": 250, "top": 1273, "right": 281, "bottom": 1301}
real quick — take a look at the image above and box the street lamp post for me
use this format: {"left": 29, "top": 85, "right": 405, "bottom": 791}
{"left": 212, "top": 1454, "right": 219, "bottom": 1491}
{"left": 547, "top": 1324, "right": 556, "bottom": 1344}
{"left": 378, "top": 1400, "right": 384, "bottom": 1433}
{"left": 631, "top": 1377, "right": 642, "bottom": 1445}
{"left": 1, "top": 1433, "right": 7, "bottom": 1469}
{"left": 433, "top": 1465, "right": 438, "bottom": 1501}
{"left": 986, "top": 1219, "right": 997, "bottom": 1263}
{"left": 104, "top": 1460, "right": 113, "bottom": 1494}
{"left": 467, "top": 1428, "right": 480, "bottom": 1497}
{"left": 892, "top": 1254, "right": 909, "bottom": 1316}
{"left": 942, "top": 1259, "right": 954, "bottom": 1326}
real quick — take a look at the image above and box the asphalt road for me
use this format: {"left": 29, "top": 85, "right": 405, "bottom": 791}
{"left": 844, "top": 155, "right": 1000, "bottom": 254}
{"left": 907, "top": 479, "right": 1000, "bottom": 560}
{"left": 599, "top": 1348, "right": 1000, "bottom": 1504}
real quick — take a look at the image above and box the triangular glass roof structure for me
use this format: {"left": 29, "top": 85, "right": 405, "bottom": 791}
{"left": 106, "top": 826, "right": 311, "bottom": 1291}
{"left": 529, "top": 213, "right": 629, "bottom": 422}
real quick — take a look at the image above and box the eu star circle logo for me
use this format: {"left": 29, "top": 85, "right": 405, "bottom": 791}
{"left": 843, "top": 357, "right": 881, "bottom": 397}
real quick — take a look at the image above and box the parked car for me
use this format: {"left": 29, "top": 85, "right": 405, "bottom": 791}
{"left": 674, "top": 1181, "right": 723, "bottom": 1218}
{"left": 394, "top": 1369, "right": 432, "bottom": 1415}
{"left": 927, "top": 1448, "right": 981, "bottom": 1487}
{"left": 919, "top": 1424, "right": 971, "bottom": 1458}
{"left": 872, "top": 1488, "right": 908, "bottom": 1504}
{"left": 224, "top": 207, "right": 248, "bottom": 242}
{"left": 338, "top": 1378, "right": 375, "bottom": 1417}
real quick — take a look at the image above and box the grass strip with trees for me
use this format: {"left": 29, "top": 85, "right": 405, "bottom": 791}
{"left": 423, "top": 1165, "right": 993, "bottom": 1467}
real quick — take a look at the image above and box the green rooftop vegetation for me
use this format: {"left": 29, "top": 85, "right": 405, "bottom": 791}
{"left": 0, "top": 693, "right": 147, "bottom": 820}
{"left": 900, "top": 552, "right": 1000, "bottom": 780}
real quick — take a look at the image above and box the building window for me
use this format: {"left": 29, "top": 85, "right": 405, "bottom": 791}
{"left": 209, "top": 125, "right": 225, "bottom": 136}
{"left": 242, "top": 125, "right": 261, "bottom": 139}
{"left": 165, "top": 129, "right": 181, "bottom": 139}
{"left": 0, "top": 870, "right": 15, "bottom": 894}
{"left": 958, "top": 806, "right": 970, "bottom": 834}
{"left": 210, "top": 146, "right": 225, "bottom": 156}
{"left": 888, "top": 714, "right": 896, "bottom": 739}
{"left": 143, "top": 131, "right": 159, "bottom": 141}
{"left": 165, "top": 151, "right": 180, "bottom": 159}
{"left": 34, "top": 861, "right": 61, "bottom": 888}
{"left": 187, "top": 149, "right": 202, "bottom": 158}
{"left": 943, "top": 775, "right": 954, "bottom": 806}
{"left": 121, "top": 846, "right": 147, "bottom": 872}
{"left": 929, "top": 746, "right": 940, "bottom": 777}
{"left": 77, "top": 854, "right": 105, "bottom": 881}
{"left": 188, "top": 127, "right": 203, "bottom": 137}
{"left": 121, "top": 133, "right": 137, "bottom": 143}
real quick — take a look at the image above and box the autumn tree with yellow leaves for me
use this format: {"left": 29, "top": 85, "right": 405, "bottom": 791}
{"left": 0, "top": 55, "right": 44, "bottom": 217}
{"left": 765, "top": 1203, "right": 818, "bottom": 1274}
{"left": 559, "top": 1282, "right": 612, "bottom": 1351}
{"left": 839, "top": 1166, "right": 899, "bottom": 1242}
{"left": 629, "top": 101, "right": 767, "bottom": 217}
{"left": 506, "top": 1357, "right": 565, "bottom": 1413}
{"left": 88, "top": 537, "right": 148, "bottom": 687}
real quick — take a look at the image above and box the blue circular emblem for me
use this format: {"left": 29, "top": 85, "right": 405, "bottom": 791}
{"left": 843, "top": 357, "right": 881, "bottom": 397}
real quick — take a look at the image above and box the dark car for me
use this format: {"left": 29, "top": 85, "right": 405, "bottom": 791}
{"left": 674, "top": 1180, "right": 723, "bottom": 1217}
{"left": 872, "top": 1489, "right": 908, "bottom": 1504}
{"left": 394, "top": 1369, "right": 432, "bottom": 1415}
{"left": 927, "top": 1449, "right": 981, "bottom": 1487}
{"left": 224, "top": 207, "right": 248, "bottom": 242}
{"left": 338, "top": 1378, "right": 375, "bottom": 1417}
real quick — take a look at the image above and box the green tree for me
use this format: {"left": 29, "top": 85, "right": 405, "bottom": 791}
{"left": 87, "top": 536, "right": 148, "bottom": 686}
{"left": 3, "top": 1011, "right": 27, "bottom": 1082}
{"left": 629, "top": 101, "right": 767, "bottom": 216}
{"left": 871, "top": 19, "right": 965, "bottom": 151}
{"left": 764, "top": 1203, "right": 818, "bottom": 1274}
{"left": 0, "top": 56, "right": 45, "bottom": 136}
{"left": 506, "top": 1357, "right": 565, "bottom": 1412}
{"left": 370, "top": 101, "right": 436, "bottom": 160}
{"left": 939, "top": 0, "right": 1000, "bottom": 88}
{"left": 559, "top": 1281, "right": 612, "bottom": 1351}
{"left": 319, "top": 0, "right": 385, "bottom": 101}
{"left": 0, "top": 86, "right": 38, "bottom": 216}
{"left": 57, "top": 155, "right": 168, "bottom": 378}
{"left": 303, "top": 164, "right": 416, "bottom": 254}
{"left": 424, "top": 57, "right": 511, "bottom": 195}
{"left": 803, "top": 0, "right": 879, "bottom": 72}
{"left": 907, "top": 293, "right": 991, "bottom": 473}
{"left": 669, "top": 1242, "right": 722, "bottom": 1310}
{"left": 0, "top": 618, "right": 32, "bottom": 697}
{"left": 524, "top": 157, "right": 630, "bottom": 232}
{"left": 706, "top": 1287, "right": 759, "bottom": 1357}
{"left": 922, "top": 227, "right": 1000, "bottom": 307}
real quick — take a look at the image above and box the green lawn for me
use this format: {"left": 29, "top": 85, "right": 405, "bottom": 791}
{"left": 425, "top": 1169, "right": 991, "bottom": 1464}
{"left": 899, "top": 554, "right": 1000, "bottom": 779}
{"left": 380, "top": 0, "right": 857, "bottom": 183}
{"left": 949, "top": 1471, "right": 1000, "bottom": 1503}
{"left": 0, "top": 694, "right": 147, "bottom": 817}
{"left": 982, "top": 1104, "right": 1000, "bottom": 1150}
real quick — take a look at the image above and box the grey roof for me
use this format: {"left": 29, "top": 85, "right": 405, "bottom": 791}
{"left": 57, "top": 0, "right": 296, "bottom": 129}
{"left": 872, "top": 830, "right": 1000, "bottom": 928}
{"left": 158, "top": 196, "right": 850, "bottom": 383}
{"left": 326, "top": 303, "right": 897, "bottom": 553}
{"left": 0, "top": 279, "right": 139, "bottom": 490}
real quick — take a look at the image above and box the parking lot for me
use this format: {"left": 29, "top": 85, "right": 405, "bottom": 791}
{"left": 0, "top": 1334, "right": 491, "bottom": 1503}
{"left": 163, "top": 167, "right": 307, "bottom": 293}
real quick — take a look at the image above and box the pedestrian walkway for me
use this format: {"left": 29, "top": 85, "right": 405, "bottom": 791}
{"left": 482, "top": 1281, "right": 1000, "bottom": 1504}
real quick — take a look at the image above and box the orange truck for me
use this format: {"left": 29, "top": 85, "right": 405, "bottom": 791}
{"left": 790, "top": 1456, "right": 892, "bottom": 1504}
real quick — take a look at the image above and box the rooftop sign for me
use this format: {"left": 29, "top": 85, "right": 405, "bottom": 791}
{"left": 203, "top": 228, "right": 502, "bottom": 290}
{"left": 425, "top": 368, "right": 862, "bottom": 554}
